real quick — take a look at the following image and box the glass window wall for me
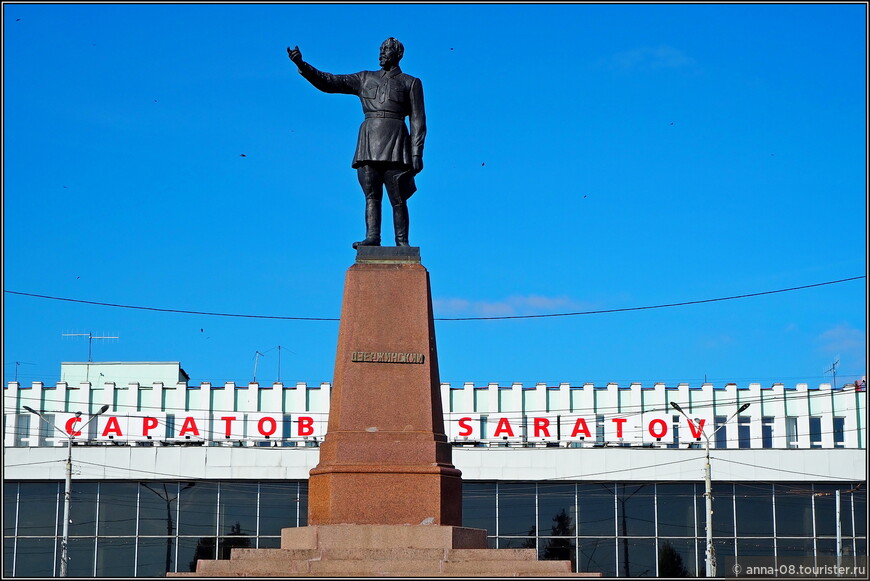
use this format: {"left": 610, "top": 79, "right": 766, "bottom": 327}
{"left": 3, "top": 479, "right": 865, "bottom": 577}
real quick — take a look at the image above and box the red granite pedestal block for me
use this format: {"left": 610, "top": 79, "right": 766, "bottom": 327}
{"left": 308, "top": 251, "right": 462, "bottom": 526}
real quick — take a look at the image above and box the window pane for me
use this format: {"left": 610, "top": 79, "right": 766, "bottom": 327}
{"left": 95, "top": 537, "right": 135, "bottom": 577}
{"left": 617, "top": 484, "right": 655, "bottom": 537}
{"left": 816, "top": 537, "right": 842, "bottom": 558}
{"left": 736, "top": 537, "right": 774, "bottom": 557}
{"left": 498, "top": 483, "right": 536, "bottom": 536}
{"left": 537, "top": 483, "right": 575, "bottom": 537}
{"left": 735, "top": 484, "right": 773, "bottom": 537}
{"left": 540, "top": 537, "right": 575, "bottom": 571}
{"left": 3, "top": 536, "right": 14, "bottom": 577}
{"left": 578, "top": 483, "right": 615, "bottom": 536}
{"left": 139, "top": 482, "right": 178, "bottom": 536}
{"left": 4, "top": 483, "right": 17, "bottom": 536}
{"left": 809, "top": 417, "right": 822, "bottom": 448}
{"left": 656, "top": 484, "right": 695, "bottom": 537}
{"left": 136, "top": 537, "right": 174, "bottom": 577}
{"left": 498, "top": 537, "right": 535, "bottom": 549}
{"left": 833, "top": 417, "right": 845, "bottom": 446}
{"left": 578, "top": 538, "right": 615, "bottom": 577}
{"left": 776, "top": 537, "right": 814, "bottom": 557}
{"left": 738, "top": 417, "right": 751, "bottom": 449}
{"left": 853, "top": 487, "right": 866, "bottom": 537}
{"left": 66, "top": 536, "right": 96, "bottom": 578}
{"left": 257, "top": 537, "right": 281, "bottom": 549}
{"left": 67, "top": 481, "right": 99, "bottom": 536}
{"left": 218, "top": 482, "right": 257, "bottom": 536}
{"left": 714, "top": 417, "right": 727, "bottom": 449}
{"left": 775, "top": 484, "right": 814, "bottom": 536}
{"left": 98, "top": 482, "right": 138, "bottom": 536}
{"left": 178, "top": 482, "right": 217, "bottom": 537}
{"left": 218, "top": 535, "right": 255, "bottom": 559}
{"left": 177, "top": 536, "right": 214, "bottom": 573}
{"left": 259, "top": 482, "right": 300, "bottom": 536}
{"left": 658, "top": 538, "right": 697, "bottom": 577}
{"left": 463, "top": 482, "right": 496, "bottom": 535}
{"left": 814, "top": 484, "right": 851, "bottom": 537}
{"left": 762, "top": 417, "right": 774, "bottom": 449}
{"left": 786, "top": 417, "right": 798, "bottom": 448}
{"left": 618, "top": 537, "right": 656, "bottom": 577}
{"left": 299, "top": 481, "right": 308, "bottom": 527}
{"left": 18, "top": 482, "right": 59, "bottom": 536}
{"left": 13, "top": 537, "right": 56, "bottom": 577}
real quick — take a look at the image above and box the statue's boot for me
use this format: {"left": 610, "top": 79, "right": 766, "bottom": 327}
{"left": 352, "top": 197, "right": 381, "bottom": 249}
{"left": 393, "top": 203, "right": 410, "bottom": 247}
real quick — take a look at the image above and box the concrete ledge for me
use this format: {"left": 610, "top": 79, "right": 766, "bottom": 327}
{"left": 281, "top": 524, "right": 487, "bottom": 550}
{"left": 355, "top": 245, "right": 421, "bottom": 263}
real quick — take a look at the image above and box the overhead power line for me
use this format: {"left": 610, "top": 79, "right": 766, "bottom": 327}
{"left": 4, "top": 275, "right": 864, "bottom": 322}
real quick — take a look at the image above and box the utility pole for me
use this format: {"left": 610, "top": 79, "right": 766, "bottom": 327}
{"left": 671, "top": 401, "right": 750, "bottom": 577}
{"left": 23, "top": 404, "right": 109, "bottom": 577}
{"left": 253, "top": 351, "right": 265, "bottom": 383}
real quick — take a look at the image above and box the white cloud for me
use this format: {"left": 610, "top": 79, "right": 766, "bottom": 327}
{"left": 817, "top": 323, "right": 865, "bottom": 354}
{"left": 816, "top": 324, "right": 867, "bottom": 374}
{"left": 433, "top": 295, "right": 594, "bottom": 318}
{"left": 608, "top": 45, "right": 696, "bottom": 70}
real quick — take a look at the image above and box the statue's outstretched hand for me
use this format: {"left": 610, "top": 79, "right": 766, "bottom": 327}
{"left": 412, "top": 156, "right": 423, "bottom": 174}
{"left": 287, "top": 46, "right": 303, "bottom": 64}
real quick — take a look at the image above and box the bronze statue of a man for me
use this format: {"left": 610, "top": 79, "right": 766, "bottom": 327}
{"left": 287, "top": 38, "right": 426, "bottom": 248}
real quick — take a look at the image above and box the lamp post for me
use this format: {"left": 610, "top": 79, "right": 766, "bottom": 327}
{"left": 23, "top": 404, "right": 110, "bottom": 577}
{"left": 670, "top": 400, "right": 750, "bottom": 577}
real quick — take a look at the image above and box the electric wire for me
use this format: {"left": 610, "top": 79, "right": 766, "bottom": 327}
{"left": 4, "top": 275, "right": 864, "bottom": 321}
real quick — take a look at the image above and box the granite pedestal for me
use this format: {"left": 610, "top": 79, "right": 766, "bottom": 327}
{"left": 169, "top": 247, "right": 597, "bottom": 577}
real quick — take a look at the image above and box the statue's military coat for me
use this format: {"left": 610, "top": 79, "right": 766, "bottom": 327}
{"left": 296, "top": 62, "right": 426, "bottom": 170}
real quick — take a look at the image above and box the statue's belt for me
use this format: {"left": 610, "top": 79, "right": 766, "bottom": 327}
{"left": 364, "top": 111, "right": 406, "bottom": 119}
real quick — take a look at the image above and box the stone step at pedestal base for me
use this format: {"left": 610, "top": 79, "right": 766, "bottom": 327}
{"left": 167, "top": 525, "right": 602, "bottom": 577}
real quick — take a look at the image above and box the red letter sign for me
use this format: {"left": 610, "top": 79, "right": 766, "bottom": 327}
{"left": 570, "top": 418, "right": 592, "bottom": 438}
{"left": 65, "top": 417, "right": 83, "bottom": 437}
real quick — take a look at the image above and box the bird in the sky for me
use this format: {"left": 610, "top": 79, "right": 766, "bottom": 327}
{"left": 240, "top": 154, "right": 247, "bottom": 157}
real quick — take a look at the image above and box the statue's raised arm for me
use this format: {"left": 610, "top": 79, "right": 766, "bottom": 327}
{"left": 286, "top": 45, "right": 302, "bottom": 65}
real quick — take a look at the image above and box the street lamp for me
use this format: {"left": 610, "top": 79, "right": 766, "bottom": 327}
{"left": 670, "top": 400, "right": 750, "bottom": 577}
{"left": 23, "top": 404, "right": 110, "bottom": 577}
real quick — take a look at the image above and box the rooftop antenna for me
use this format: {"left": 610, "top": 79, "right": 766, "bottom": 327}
{"left": 825, "top": 356, "right": 840, "bottom": 388}
{"left": 11, "top": 361, "right": 36, "bottom": 382}
{"left": 277, "top": 345, "right": 282, "bottom": 383}
{"left": 253, "top": 350, "right": 265, "bottom": 383}
{"left": 61, "top": 331, "right": 120, "bottom": 362}
{"left": 62, "top": 331, "right": 119, "bottom": 384}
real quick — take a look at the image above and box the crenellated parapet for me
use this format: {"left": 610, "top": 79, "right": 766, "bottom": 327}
{"left": 5, "top": 379, "right": 865, "bottom": 449}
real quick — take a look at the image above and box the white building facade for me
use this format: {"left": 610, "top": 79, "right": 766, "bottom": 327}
{"left": 3, "top": 368, "right": 867, "bottom": 577}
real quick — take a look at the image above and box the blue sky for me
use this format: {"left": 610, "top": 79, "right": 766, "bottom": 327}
{"left": 3, "top": 2, "right": 867, "bottom": 388}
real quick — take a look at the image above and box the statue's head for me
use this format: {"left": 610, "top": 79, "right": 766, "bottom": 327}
{"left": 379, "top": 37, "right": 404, "bottom": 69}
